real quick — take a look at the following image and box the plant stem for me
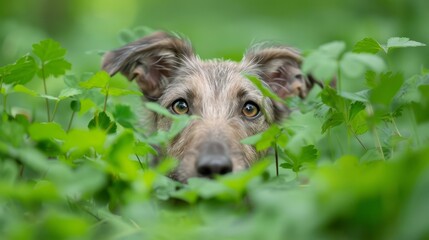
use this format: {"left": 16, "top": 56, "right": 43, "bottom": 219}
{"left": 67, "top": 111, "right": 75, "bottom": 132}
{"left": 41, "top": 65, "right": 51, "bottom": 121}
{"left": 391, "top": 117, "right": 402, "bottom": 137}
{"left": 50, "top": 101, "right": 59, "bottom": 122}
{"left": 19, "top": 164, "right": 25, "bottom": 177}
{"left": 103, "top": 87, "right": 109, "bottom": 112}
{"left": 105, "top": 122, "right": 115, "bottom": 133}
{"left": 3, "top": 94, "right": 7, "bottom": 113}
{"left": 352, "top": 131, "right": 367, "bottom": 150}
{"left": 408, "top": 106, "right": 421, "bottom": 146}
{"left": 1, "top": 79, "right": 5, "bottom": 112}
{"left": 274, "top": 143, "right": 279, "bottom": 177}
{"left": 135, "top": 154, "right": 145, "bottom": 170}
{"left": 373, "top": 126, "right": 385, "bottom": 160}
{"left": 76, "top": 202, "right": 101, "bottom": 221}
{"left": 337, "top": 63, "right": 342, "bottom": 94}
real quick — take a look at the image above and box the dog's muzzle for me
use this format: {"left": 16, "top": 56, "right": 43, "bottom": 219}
{"left": 195, "top": 141, "right": 232, "bottom": 178}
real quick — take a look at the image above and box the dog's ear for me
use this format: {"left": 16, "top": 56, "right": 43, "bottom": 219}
{"left": 102, "top": 31, "right": 195, "bottom": 100}
{"left": 243, "top": 46, "right": 322, "bottom": 99}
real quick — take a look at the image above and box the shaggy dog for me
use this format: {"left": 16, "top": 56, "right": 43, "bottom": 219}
{"left": 102, "top": 32, "right": 318, "bottom": 182}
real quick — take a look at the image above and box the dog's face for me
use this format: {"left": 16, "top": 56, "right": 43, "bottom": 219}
{"left": 102, "top": 32, "right": 318, "bottom": 182}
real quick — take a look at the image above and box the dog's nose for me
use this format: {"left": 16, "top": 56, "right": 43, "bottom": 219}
{"left": 196, "top": 141, "right": 232, "bottom": 177}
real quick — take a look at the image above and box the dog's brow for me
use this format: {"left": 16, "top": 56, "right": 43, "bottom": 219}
{"left": 160, "top": 85, "right": 194, "bottom": 106}
{"left": 237, "top": 88, "right": 248, "bottom": 99}
{"left": 184, "top": 89, "right": 195, "bottom": 102}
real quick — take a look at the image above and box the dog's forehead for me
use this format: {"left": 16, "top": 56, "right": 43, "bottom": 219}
{"left": 180, "top": 59, "right": 257, "bottom": 95}
{"left": 160, "top": 59, "right": 260, "bottom": 105}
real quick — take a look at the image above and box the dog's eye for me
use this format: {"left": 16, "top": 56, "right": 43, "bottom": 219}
{"left": 172, "top": 99, "right": 189, "bottom": 115}
{"left": 242, "top": 101, "right": 260, "bottom": 118}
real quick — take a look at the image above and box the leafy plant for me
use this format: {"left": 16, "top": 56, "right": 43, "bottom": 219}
{"left": 0, "top": 36, "right": 428, "bottom": 240}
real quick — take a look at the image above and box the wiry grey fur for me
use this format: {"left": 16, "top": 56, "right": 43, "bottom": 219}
{"left": 102, "top": 31, "right": 318, "bottom": 182}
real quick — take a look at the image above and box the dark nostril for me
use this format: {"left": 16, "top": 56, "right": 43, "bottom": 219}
{"left": 196, "top": 155, "right": 233, "bottom": 177}
{"left": 219, "top": 164, "right": 231, "bottom": 175}
{"left": 198, "top": 165, "right": 212, "bottom": 176}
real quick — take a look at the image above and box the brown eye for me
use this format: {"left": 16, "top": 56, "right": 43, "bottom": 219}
{"left": 242, "top": 101, "right": 260, "bottom": 118}
{"left": 172, "top": 99, "right": 189, "bottom": 115}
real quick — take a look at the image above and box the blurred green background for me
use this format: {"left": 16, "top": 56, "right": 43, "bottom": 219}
{"left": 1, "top": 0, "right": 428, "bottom": 75}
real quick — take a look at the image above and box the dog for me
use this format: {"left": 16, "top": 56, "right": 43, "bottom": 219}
{"left": 102, "top": 31, "right": 318, "bottom": 182}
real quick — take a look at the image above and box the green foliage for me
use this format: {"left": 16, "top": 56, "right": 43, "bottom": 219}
{"left": 0, "top": 36, "right": 428, "bottom": 240}
{"left": 0, "top": 56, "right": 37, "bottom": 85}
{"left": 302, "top": 41, "right": 345, "bottom": 82}
{"left": 32, "top": 39, "right": 72, "bottom": 77}
{"left": 353, "top": 37, "right": 426, "bottom": 54}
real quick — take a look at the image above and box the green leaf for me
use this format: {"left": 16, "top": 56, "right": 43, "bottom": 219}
{"left": 42, "top": 212, "right": 90, "bottom": 239}
{"left": 79, "top": 71, "right": 110, "bottom": 89}
{"left": 170, "top": 188, "right": 199, "bottom": 204}
{"left": 284, "top": 111, "right": 322, "bottom": 150}
{"left": 88, "top": 111, "right": 117, "bottom": 134}
{"left": 13, "top": 84, "right": 39, "bottom": 97}
{"left": 393, "top": 75, "right": 420, "bottom": 105}
{"left": 112, "top": 104, "right": 136, "bottom": 128}
{"left": 322, "top": 111, "right": 344, "bottom": 133}
{"left": 0, "top": 161, "right": 19, "bottom": 183}
{"left": 0, "top": 121, "right": 26, "bottom": 147}
{"left": 280, "top": 162, "right": 294, "bottom": 169}
{"left": 365, "top": 71, "right": 378, "bottom": 88}
{"left": 349, "top": 110, "right": 368, "bottom": 135}
{"left": 320, "top": 41, "right": 347, "bottom": 58}
{"left": 101, "top": 87, "right": 142, "bottom": 96}
{"left": 386, "top": 37, "right": 426, "bottom": 52}
{"left": 353, "top": 38, "right": 383, "bottom": 54}
{"left": 321, "top": 86, "right": 342, "bottom": 110}
{"left": 134, "top": 141, "right": 158, "bottom": 156}
{"left": 313, "top": 60, "right": 338, "bottom": 82}
{"left": 62, "top": 129, "right": 106, "bottom": 153}
{"left": 349, "top": 101, "right": 366, "bottom": 121}
{"left": 35, "top": 139, "right": 61, "bottom": 157}
{"left": 176, "top": 178, "right": 233, "bottom": 201}
{"left": 168, "top": 115, "right": 192, "bottom": 139}
{"left": 241, "top": 132, "right": 263, "bottom": 145}
{"left": 32, "top": 39, "right": 67, "bottom": 62}
{"left": 15, "top": 148, "right": 52, "bottom": 172}
{"left": 340, "top": 90, "right": 369, "bottom": 102}
{"left": 340, "top": 53, "right": 386, "bottom": 79}
{"left": 105, "top": 130, "right": 136, "bottom": 174}
{"left": 28, "top": 122, "right": 67, "bottom": 141}
{"left": 300, "top": 145, "right": 319, "bottom": 162}
{"left": 46, "top": 164, "right": 106, "bottom": 197}
{"left": 32, "top": 39, "right": 71, "bottom": 77}
{"left": 241, "top": 125, "right": 282, "bottom": 151}
{"left": 1, "top": 55, "right": 38, "bottom": 85}
{"left": 247, "top": 75, "right": 284, "bottom": 103}
{"left": 219, "top": 159, "right": 270, "bottom": 195}
{"left": 303, "top": 41, "right": 345, "bottom": 82}
{"left": 370, "top": 72, "right": 404, "bottom": 106}
{"left": 360, "top": 148, "right": 384, "bottom": 162}
{"left": 78, "top": 98, "right": 96, "bottom": 115}
{"left": 144, "top": 102, "right": 176, "bottom": 119}
{"left": 42, "top": 58, "right": 72, "bottom": 77}
{"left": 155, "top": 157, "right": 178, "bottom": 174}
{"left": 58, "top": 88, "right": 82, "bottom": 100}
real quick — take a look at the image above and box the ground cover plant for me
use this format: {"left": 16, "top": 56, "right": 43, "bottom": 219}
{"left": 0, "top": 33, "right": 428, "bottom": 240}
